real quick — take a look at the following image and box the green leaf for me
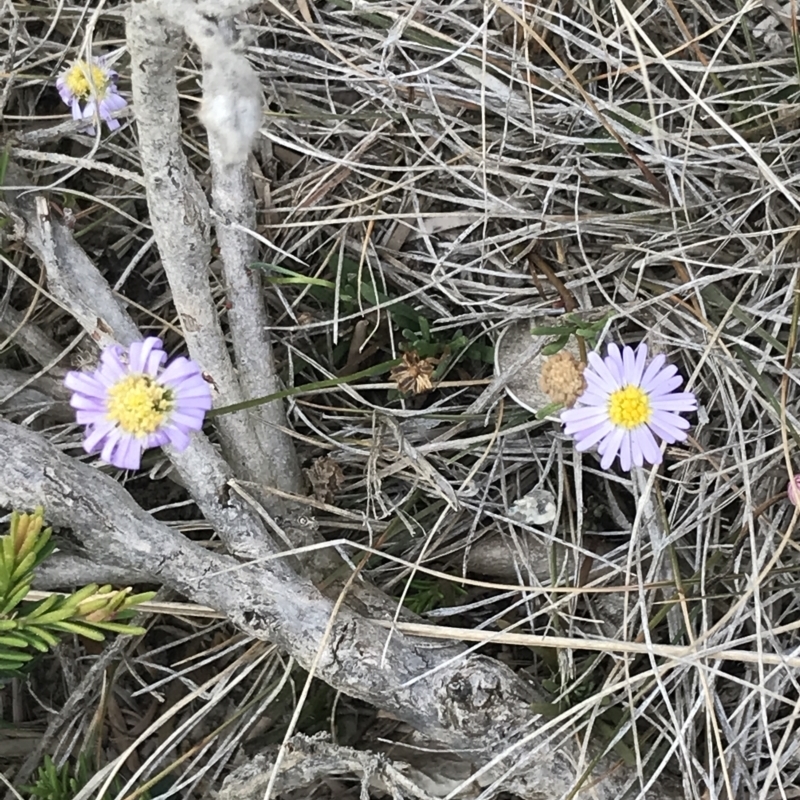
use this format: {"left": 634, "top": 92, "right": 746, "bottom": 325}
{"left": 82, "top": 621, "right": 148, "bottom": 636}
{"left": 1, "top": 535, "right": 14, "bottom": 574}
{"left": 13, "top": 625, "right": 57, "bottom": 651}
{"left": 19, "top": 591, "right": 60, "bottom": 618}
{"left": 0, "top": 581, "right": 32, "bottom": 615}
{"left": 124, "top": 591, "right": 156, "bottom": 607}
{"left": 0, "top": 633, "right": 31, "bottom": 649}
{"left": 23, "top": 606, "right": 76, "bottom": 626}
{"left": 10, "top": 551, "right": 37, "bottom": 584}
{"left": 531, "top": 324, "right": 573, "bottom": 336}
{"left": 536, "top": 401, "right": 563, "bottom": 420}
{"left": 417, "top": 316, "right": 431, "bottom": 341}
{"left": 541, "top": 334, "right": 571, "bottom": 356}
{"left": 0, "top": 652, "right": 33, "bottom": 670}
{"left": 48, "top": 620, "right": 106, "bottom": 641}
{"left": 18, "top": 521, "right": 51, "bottom": 564}
{"left": 52, "top": 583, "right": 99, "bottom": 612}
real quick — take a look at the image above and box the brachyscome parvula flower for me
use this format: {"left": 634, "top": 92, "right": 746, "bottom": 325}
{"left": 56, "top": 57, "right": 127, "bottom": 133}
{"left": 561, "top": 343, "right": 696, "bottom": 471}
{"left": 65, "top": 338, "right": 212, "bottom": 470}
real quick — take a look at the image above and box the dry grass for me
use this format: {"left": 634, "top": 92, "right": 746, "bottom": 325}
{"left": 3, "top": 0, "right": 800, "bottom": 798}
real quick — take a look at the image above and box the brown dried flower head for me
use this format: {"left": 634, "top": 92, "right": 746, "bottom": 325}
{"left": 304, "top": 456, "right": 345, "bottom": 504}
{"left": 391, "top": 351, "right": 438, "bottom": 395}
{"left": 539, "top": 350, "right": 586, "bottom": 408}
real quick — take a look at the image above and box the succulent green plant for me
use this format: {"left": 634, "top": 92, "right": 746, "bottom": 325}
{"left": 23, "top": 752, "right": 153, "bottom": 800}
{"left": 0, "top": 507, "right": 154, "bottom": 678}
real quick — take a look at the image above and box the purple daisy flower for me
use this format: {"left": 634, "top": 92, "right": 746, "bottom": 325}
{"left": 56, "top": 57, "right": 127, "bottom": 134}
{"left": 64, "top": 338, "right": 212, "bottom": 470}
{"left": 560, "top": 343, "right": 696, "bottom": 472}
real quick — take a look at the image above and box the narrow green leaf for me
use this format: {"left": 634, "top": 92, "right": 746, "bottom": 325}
{"left": 418, "top": 315, "right": 431, "bottom": 341}
{"left": 123, "top": 591, "right": 157, "bottom": 607}
{"left": 19, "top": 592, "right": 60, "bottom": 618}
{"left": 58, "top": 583, "right": 99, "bottom": 610}
{"left": 49, "top": 620, "right": 106, "bottom": 641}
{"left": 0, "top": 652, "right": 33, "bottom": 668}
{"left": 2, "top": 536, "right": 15, "bottom": 574}
{"left": 0, "top": 633, "right": 31, "bottom": 649}
{"left": 9, "top": 551, "right": 37, "bottom": 584}
{"left": 23, "top": 606, "right": 75, "bottom": 626}
{"left": 536, "top": 401, "right": 563, "bottom": 420}
{"left": 0, "top": 582, "right": 32, "bottom": 615}
{"left": 541, "top": 334, "right": 571, "bottom": 356}
{"left": 8, "top": 627, "right": 51, "bottom": 652}
{"left": 83, "top": 621, "right": 147, "bottom": 636}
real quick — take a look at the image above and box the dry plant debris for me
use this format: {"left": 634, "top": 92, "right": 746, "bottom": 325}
{"left": 390, "top": 350, "right": 438, "bottom": 395}
{"left": 1, "top": 0, "right": 800, "bottom": 799}
{"left": 538, "top": 349, "right": 585, "bottom": 407}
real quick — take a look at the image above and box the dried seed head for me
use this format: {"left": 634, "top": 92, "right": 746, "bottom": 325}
{"left": 391, "top": 351, "right": 437, "bottom": 395}
{"left": 539, "top": 350, "right": 586, "bottom": 408}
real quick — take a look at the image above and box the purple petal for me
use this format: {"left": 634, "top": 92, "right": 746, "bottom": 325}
{"left": 631, "top": 343, "right": 648, "bottom": 386}
{"left": 587, "top": 351, "right": 621, "bottom": 392}
{"left": 101, "top": 92, "right": 127, "bottom": 113}
{"left": 102, "top": 433, "right": 142, "bottom": 470}
{"left": 583, "top": 369, "right": 612, "bottom": 397}
{"left": 622, "top": 345, "right": 637, "bottom": 385}
{"left": 650, "top": 395, "right": 697, "bottom": 412}
{"left": 604, "top": 344, "right": 624, "bottom": 385}
{"left": 628, "top": 430, "right": 643, "bottom": 468}
{"left": 99, "top": 344, "right": 127, "bottom": 371}
{"left": 160, "top": 357, "right": 201, "bottom": 384}
{"left": 572, "top": 420, "right": 615, "bottom": 451}
{"left": 65, "top": 370, "right": 107, "bottom": 398}
{"left": 164, "top": 426, "right": 191, "bottom": 451}
{"left": 129, "top": 338, "right": 164, "bottom": 374}
{"left": 619, "top": 431, "right": 633, "bottom": 471}
{"left": 647, "top": 374, "right": 684, "bottom": 397}
{"left": 599, "top": 427, "right": 625, "bottom": 470}
{"left": 562, "top": 405, "right": 610, "bottom": 426}
{"left": 84, "top": 420, "right": 116, "bottom": 454}
{"left": 169, "top": 408, "right": 206, "bottom": 430}
{"left": 633, "top": 425, "right": 662, "bottom": 465}
{"left": 651, "top": 410, "right": 691, "bottom": 429}
{"left": 639, "top": 353, "right": 667, "bottom": 389}
{"left": 642, "top": 364, "right": 679, "bottom": 394}
{"left": 57, "top": 82, "right": 74, "bottom": 104}
{"left": 146, "top": 430, "right": 171, "bottom": 448}
{"left": 577, "top": 389, "right": 610, "bottom": 406}
{"left": 75, "top": 408, "right": 109, "bottom": 425}
{"left": 648, "top": 414, "right": 691, "bottom": 444}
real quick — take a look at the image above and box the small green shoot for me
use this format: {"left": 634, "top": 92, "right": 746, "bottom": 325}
{"left": 0, "top": 508, "right": 154, "bottom": 679}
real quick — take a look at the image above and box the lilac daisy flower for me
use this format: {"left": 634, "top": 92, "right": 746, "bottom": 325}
{"left": 56, "top": 57, "right": 127, "bottom": 134}
{"left": 65, "top": 338, "right": 212, "bottom": 470}
{"left": 560, "top": 343, "right": 696, "bottom": 472}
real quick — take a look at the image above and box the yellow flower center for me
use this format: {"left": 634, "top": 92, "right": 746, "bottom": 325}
{"left": 608, "top": 385, "right": 651, "bottom": 429}
{"left": 106, "top": 375, "right": 174, "bottom": 437}
{"left": 63, "top": 60, "right": 109, "bottom": 101}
